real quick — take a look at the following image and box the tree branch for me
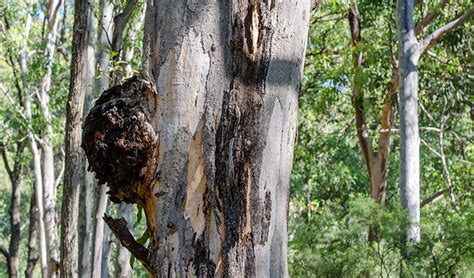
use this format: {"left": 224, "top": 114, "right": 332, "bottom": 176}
{"left": 0, "top": 245, "right": 9, "bottom": 259}
{"left": 112, "top": 0, "right": 138, "bottom": 53}
{"left": 418, "top": 7, "right": 474, "bottom": 57}
{"left": 348, "top": 4, "right": 375, "bottom": 174}
{"left": 415, "top": 0, "right": 448, "bottom": 35}
{"left": 421, "top": 189, "right": 447, "bottom": 208}
{"left": 0, "top": 147, "right": 14, "bottom": 182}
{"left": 103, "top": 214, "right": 152, "bottom": 272}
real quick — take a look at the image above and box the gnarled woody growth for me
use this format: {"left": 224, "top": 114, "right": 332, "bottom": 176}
{"left": 82, "top": 76, "right": 158, "bottom": 205}
{"left": 82, "top": 76, "right": 158, "bottom": 271}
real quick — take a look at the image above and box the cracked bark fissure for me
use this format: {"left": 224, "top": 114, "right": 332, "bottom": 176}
{"left": 83, "top": 0, "right": 310, "bottom": 276}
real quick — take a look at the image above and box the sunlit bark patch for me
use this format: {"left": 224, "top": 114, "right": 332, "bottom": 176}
{"left": 82, "top": 76, "right": 158, "bottom": 205}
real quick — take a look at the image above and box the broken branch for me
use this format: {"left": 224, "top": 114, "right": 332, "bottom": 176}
{"left": 103, "top": 214, "right": 152, "bottom": 272}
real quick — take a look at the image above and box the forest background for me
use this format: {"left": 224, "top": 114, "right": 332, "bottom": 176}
{"left": 0, "top": 0, "right": 472, "bottom": 277}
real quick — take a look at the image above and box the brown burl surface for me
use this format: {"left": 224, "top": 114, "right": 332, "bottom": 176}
{"left": 82, "top": 76, "right": 158, "bottom": 205}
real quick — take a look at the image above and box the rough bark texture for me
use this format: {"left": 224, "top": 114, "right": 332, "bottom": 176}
{"left": 60, "top": 0, "right": 90, "bottom": 275}
{"left": 83, "top": 0, "right": 310, "bottom": 276}
{"left": 0, "top": 142, "right": 25, "bottom": 278}
{"left": 397, "top": 0, "right": 421, "bottom": 245}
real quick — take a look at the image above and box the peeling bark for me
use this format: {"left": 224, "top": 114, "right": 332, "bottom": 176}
{"left": 83, "top": 0, "right": 310, "bottom": 276}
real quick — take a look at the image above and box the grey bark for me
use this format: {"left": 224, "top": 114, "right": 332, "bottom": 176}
{"left": 60, "top": 0, "right": 91, "bottom": 275}
{"left": 140, "top": 0, "right": 310, "bottom": 276}
{"left": 40, "top": 2, "right": 63, "bottom": 273}
{"left": 19, "top": 13, "right": 49, "bottom": 277}
{"left": 78, "top": 5, "right": 96, "bottom": 277}
{"left": 91, "top": 1, "right": 113, "bottom": 277}
{"left": 397, "top": 0, "right": 421, "bottom": 245}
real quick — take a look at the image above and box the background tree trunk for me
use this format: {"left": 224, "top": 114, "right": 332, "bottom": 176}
{"left": 25, "top": 193, "right": 38, "bottom": 278}
{"left": 78, "top": 6, "right": 96, "bottom": 277}
{"left": 91, "top": 2, "right": 113, "bottom": 276}
{"left": 85, "top": 0, "right": 310, "bottom": 276}
{"left": 60, "top": 0, "right": 91, "bottom": 275}
{"left": 40, "top": 2, "right": 64, "bottom": 274}
{"left": 397, "top": 0, "right": 421, "bottom": 246}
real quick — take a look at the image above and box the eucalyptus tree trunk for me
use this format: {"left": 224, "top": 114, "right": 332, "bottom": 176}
{"left": 40, "top": 1, "right": 64, "bottom": 275}
{"left": 0, "top": 142, "right": 25, "bottom": 278}
{"left": 78, "top": 7, "right": 96, "bottom": 277}
{"left": 60, "top": 0, "right": 91, "bottom": 275}
{"left": 19, "top": 13, "right": 49, "bottom": 277}
{"left": 83, "top": 0, "right": 311, "bottom": 276}
{"left": 91, "top": 1, "right": 113, "bottom": 276}
{"left": 397, "top": 0, "right": 421, "bottom": 245}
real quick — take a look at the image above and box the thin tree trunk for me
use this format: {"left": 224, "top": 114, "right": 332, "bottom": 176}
{"left": 1, "top": 142, "right": 25, "bottom": 278}
{"left": 25, "top": 192, "right": 39, "bottom": 278}
{"left": 40, "top": 1, "right": 64, "bottom": 275}
{"left": 397, "top": 0, "right": 421, "bottom": 245}
{"left": 19, "top": 13, "right": 49, "bottom": 276}
{"left": 60, "top": 0, "right": 91, "bottom": 275}
{"left": 78, "top": 6, "right": 96, "bottom": 277}
{"left": 83, "top": 0, "right": 311, "bottom": 276}
{"left": 91, "top": 1, "right": 113, "bottom": 276}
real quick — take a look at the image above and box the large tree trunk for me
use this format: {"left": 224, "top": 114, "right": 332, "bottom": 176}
{"left": 60, "top": 0, "right": 91, "bottom": 275}
{"left": 397, "top": 0, "right": 421, "bottom": 246}
{"left": 83, "top": 0, "right": 310, "bottom": 276}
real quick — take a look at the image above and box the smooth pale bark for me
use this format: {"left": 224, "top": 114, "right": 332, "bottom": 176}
{"left": 139, "top": 0, "right": 309, "bottom": 276}
{"left": 397, "top": 0, "right": 420, "bottom": 244}
{"left": 25, "top": 193, "right": 39, "bottom": 278}
{"left": 40, "top": 1, "right": 64, "bottom": 275}
{"left": 19, "top": 13, "right": 49, "bottom": 277}
{"left": 78, "top": 7, "right": 96, "bottom": 277}
{"left": 91, "top": 1, "right": 113, "bottom": 277}
{"left": 60, "top": 0, "right": 90, "bottom": 275}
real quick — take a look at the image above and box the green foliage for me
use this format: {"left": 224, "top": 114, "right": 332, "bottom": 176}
{"left": 289, "top": 1, "right": 473, "bottom": 277}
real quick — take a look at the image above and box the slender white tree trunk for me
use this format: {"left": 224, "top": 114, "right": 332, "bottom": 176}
{"left": 78, "top": 6, "right": 96, "bottom": 277}
{"left": 19, "top": 13, "right": 49, "bottom": 277}
{"left": 91, "top": 2, "right": 114, "bottom": 276}
{"left": 40, "top": 1, "right": 64, "bottom": 275}
{"left": 397, "top": 0, "right": 420, "bottom": 245}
